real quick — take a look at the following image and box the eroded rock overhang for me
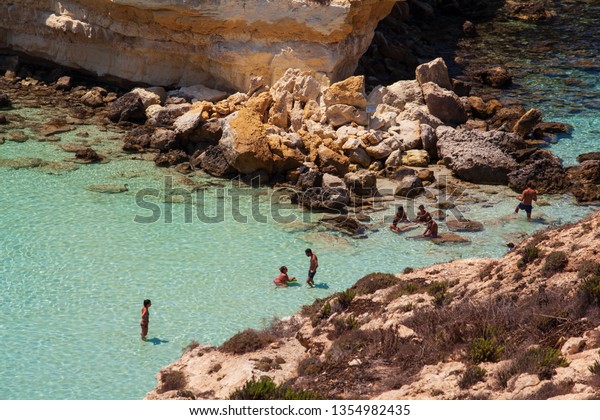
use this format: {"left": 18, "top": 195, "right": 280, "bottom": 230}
{"left": 0, "top": 0, "right": 397, "bottom": 90}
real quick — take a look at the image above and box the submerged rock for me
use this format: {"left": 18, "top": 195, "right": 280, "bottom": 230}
{"left": 37, "top": 119, "right": 76, "bottom": 137}
{"left": 320, "top": 215, "right": 368, "bottom": 236}
{"left": 430, "top": 233, "right": 471, "bottom": 244}
{"left": 473, "top": 66, "right": 513, "bottom": 88}
{"left": 8, "top": 131, "right": 28, "bottom": 142}
{"left": 509, "top": 2, "right": 555, "bottom": 21}
{"left": 291, "top": 186, "right": 349, "bottom": 212}
{"left": 0, "top": 157, "right": 44, "bottom": 169}
{"left": 74, "top": 148, "right": 102, "bottom": 163}
{"left": 86, "top": 184, "right": 129, "bottom": 193}
{"left": 446, "top": 218, "right": 484, "bottom": 232}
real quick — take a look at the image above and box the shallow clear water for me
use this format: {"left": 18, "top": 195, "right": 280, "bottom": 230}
{"left": 1, "top": 0, "right": 599, "bottom": 398}
{"left": 1, "top": 116, "right": 597, "bottom": 399}
{"left": 460, "top": 0, "right": 600, "bottom": 165}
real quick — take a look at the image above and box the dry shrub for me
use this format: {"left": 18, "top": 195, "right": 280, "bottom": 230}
{"left": 159, "top": 369, "right": 186, "bottom": 393}
{"left": 255, "top": 357, "right": 282, "bottom": 372}
{"left": 458, "top": 366, "right": 486, "bottom": 389}
{"left": 182, "top": 340, "right": 200, "bottom": 354}
{"left": 219, "top": 329, "right": 276, "bottom": 355}
{"left": 301, "top": 297, "right": 327, "bottom": 318}
{"left": 479, "top": 261, "right": 498, "bottom": 280}
{"left": 208, "top": 363, "right": 222, "bottom": 374}
{"left": 580, "top": 274, "right": 600, "bottom": 306}
{"left": 176, "top": 389, "right": 196, "bottom": 399}
{"left": 350, "top": 273, "right": 398, "bottom": 295}
{"left": 427, "top": 281, "right": 450, "bottom": 306}
{"left": 297, "top": 357, "right": 324, "bottom": 377}
{"left": 385, "top": 279, "right": 427, "bottom": 303}
{"left": 578, "top": 260, "right": 600, "bottom": 279}
{"left": 541, "top": 251, "right": 568, "bottom": 278}
{"left": 328, "top": 315, "right": 358, "bottom": 340}
{"left": 264, "top": 317, "right": 302, "bottom": 338}
{"left": 311, "top": 301, "right": 332, "bottom": 327}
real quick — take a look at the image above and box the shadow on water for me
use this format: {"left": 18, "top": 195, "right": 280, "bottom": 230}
{"left": 145, "top": 337, "right": 169, "bottom": 345}
{"left": 313, "top": 283, "right": 330, "bottom": 290}
{"left": 356, "top": 0, "right": 506, "bottom": 87}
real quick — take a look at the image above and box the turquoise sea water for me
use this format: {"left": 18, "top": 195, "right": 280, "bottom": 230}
{"left": 1, "top": 111, "right": 597, "bottom": 400}
{"left": 1, "top": 0, "right": 599, "bottom": 400}
{"left": 461, "top": 0, "right": 600, "bottom": 165}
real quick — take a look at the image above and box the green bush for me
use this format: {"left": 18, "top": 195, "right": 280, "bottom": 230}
{"left": 219, "top": 329, "right": 276, "bottom": 355}
{"left": 580, "top": 274, "right": 600, "bottom": 306}
{"left": 578, "top": 260, "right": 600, "bottom": 279}
{"left": 458, "top": 366, "right": 486, "bottom": 389}
{"left": 428, "top": 281, "right": 449, "bottom": 306}
{"left": 535, "top": 347, "right": 569, "bottom": 379}
{"left": 469, "top": 337, "right": 505, "bottom": 364}
{"left": 541, "top": 251, "right": 568, "bottom": 278}
{"left": 330, "top": 315, "right": 359, "bottom": 339}
{"left": 519, "top": 245, "right": 540, "bottom": 266}
{"left": 337, "top": 289, "right": 356, "bottom": 310}
{"left": 496, "top": 346, "right": 569, "bottom": 387}
{"left": 588, "top": 355, "right": 600, "bottom": 375}
{"left": 228, "top": 377, "right": 320, "bottom": 400}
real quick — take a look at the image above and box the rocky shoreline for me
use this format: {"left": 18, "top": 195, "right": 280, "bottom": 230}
{"left": 2, "top": 50, "right": 598, "bottom": 214}
{"left": 146, "top": 211, "right": 600, "bottom": 400}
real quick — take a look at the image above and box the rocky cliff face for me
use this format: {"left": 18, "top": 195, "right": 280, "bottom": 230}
{"left": 146, "top": 211, "right": 600, "bottom": 400}
{"left": 0, "top": 0, "right": 396, "bottom": 90}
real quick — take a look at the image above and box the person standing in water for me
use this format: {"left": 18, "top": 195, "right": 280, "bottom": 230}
{"left": 515, "top": 182, "right": 538, "bottom": 221}
{"left": 305, "top": 249, "right": 318, "bottom": 288}
{"left": 141, "top": 299, "right": 151, "bottom": 341}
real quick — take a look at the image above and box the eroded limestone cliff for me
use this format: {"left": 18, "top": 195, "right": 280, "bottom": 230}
{"left": 0, "top": 0, "right": 396, "bottom": 90}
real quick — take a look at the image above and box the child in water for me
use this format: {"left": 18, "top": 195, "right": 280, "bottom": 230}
{"left": 141, "top": 299, "right": 151, "bottom": 341}
{"left": 274, "top": 266, "right": 296, "bottom": 288}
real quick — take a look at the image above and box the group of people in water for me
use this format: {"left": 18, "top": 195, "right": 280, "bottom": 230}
{"left": 141, "top": 184, "right": 539, "bottom": 338}
{"left": 389, "top": 182, "right": 539, "bottom": 238}
{"left": 389, "top": 204, "right": 438, "bottom": 238}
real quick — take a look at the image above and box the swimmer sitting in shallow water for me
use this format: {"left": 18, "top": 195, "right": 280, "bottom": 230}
{"left": 274, "top": 266, "right": 295, "bottom": 288}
